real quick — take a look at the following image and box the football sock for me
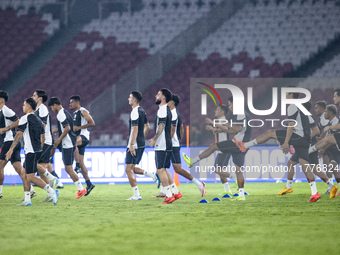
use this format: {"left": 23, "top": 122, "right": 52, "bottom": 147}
{"left": 286, "top": 180, "right": 293, "bottom": 189}
{"left": 309, "top": 181, "right": 317, "bottom": 195}
{"left": 223, "top": 182, "right": 231, "bottom": 192}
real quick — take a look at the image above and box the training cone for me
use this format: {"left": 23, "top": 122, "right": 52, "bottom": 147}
{"left": 212, "top": 197, "right": 221, "bottom": 201}
{"left": 199, "top": 199, "right": 209, "bottom": 203}
{"left": 222, "top": 194, "right": 232, "bottom": 198}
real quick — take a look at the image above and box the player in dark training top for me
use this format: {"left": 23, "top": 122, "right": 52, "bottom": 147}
{"left": 149, "top": 88, "right": 182, "bottom": 204}
{"left": 48, "top": 97, "right": 87, "bottom": 199}
{"left": 6, "top": 98, "right": 59, "bottom": 206}
{"left": 125, "top": 91, "right": 160, "bottom": 200}
{"left": 69, "top": 95, "right": 95, "bottom": 196}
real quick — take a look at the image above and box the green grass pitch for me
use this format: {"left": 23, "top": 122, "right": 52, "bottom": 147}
{"left": 0, "top": 182, "right": 339, "bottom": 255}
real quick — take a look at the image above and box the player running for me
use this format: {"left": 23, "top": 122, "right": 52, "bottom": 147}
{"left": 69, "top": 95, "right": 96, "bottom": 196}
{"left": 48, "top": 97, "right": 87, "bottom": 199}
{"left": 183, "top": 96, "right": 251, "bottom": 201}
{"left": 205, "top": 104, "right": 238, "bottom": 197}
{"left": 149, "top": 88, "right": 182, "bottom": 204}
{"left": 125, "top": 91, "right": 160, "bottom": 200}
{"left": 6, "top": 98, "right": 58, "bottom": 206}
{"left": 278, "top": 102, "right": 337, "bottom": 198}
{"left": 234, "top": 90, "right": 320, "bottom": 202}
{"left": 32, "top": 89, "right": 60, "bottom": 193}
{"left": 308, "top": 89, "right": 340, "bottom": 195}
{"left": 0, "top": 91, "right": 34, "bottom": 199}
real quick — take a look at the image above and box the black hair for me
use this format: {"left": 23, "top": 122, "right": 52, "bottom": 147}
{"left": 172, "top": 94, "right": 180, "bottom": 106}
{"left": 335, "top": 89, "right": 340, "bottom": 97}
{"left": 326, "top": 104, "right": 338, "bottom": 115}
{"left": 131, "top": 91, "right": 142, "bottom": 103}
{"left": 302, "top": 101, "right": 311, "bottom": 112}
{"left": 315, "top": 100, "right": 327, "bottom": 109}
{"left": 160, "top": 88, "right": 173, "bottom": 103}
{"left": 35, "top": 89, "right": 48, "bottom": 103}
{"left": 287, "top": 85, "right": 299, "bottom": 99}
{"left": 228, "top": 96, "right": 233, "bottom": 103}
{"left": 70, "top": 95, "right": 81, "bottom": 102}
{"left": 219, "top": 104, "right": 228, "bottom": 114}
{"left": 0, "top": 90, "right": 9, "bottom": 102}
{"left": 48, "top": 97, "right": 61, "bottom": 106}
{"left": 25, "top": 98, "right": 37, "bottom": 111}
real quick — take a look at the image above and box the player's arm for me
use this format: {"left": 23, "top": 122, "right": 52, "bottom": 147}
{"left": 53, "top": 125, "right": 70, "bottom": 149}
{"left": 171, "top": 125, "right": 176, "bottom": 138}
{"left": 180, "top": 124, "right": 184, "bottom": 141}
{"left": 311, "top": 126, "right": 320, "bottom": 139}
{"left": 0, "top": 119, "right": 19, "bottom": 135}
{"left": 41, "top": 133, "right": 45, "bottom": 149}
{"left": 149, "top": 123, "right": 165, "bottom": 147}
{"left": 5, "top": 130, "right": 23, "bottom": 161}
{"left": 323, "top": 123, "right": 340, "bottom": 133}
{"left": 73, "top": 110, "right": 95, "bottom": 132}
{"left": 215, "top": 123, "right": 240, "bottom": 134}
{"left": 52, "top": 128, "right": 58, "bottom": 135}
{"left": 144, "top": 122, "right": 150, "bottom": 138}
{"left": 128, "top": 126, "right": 138, "bottom": 156}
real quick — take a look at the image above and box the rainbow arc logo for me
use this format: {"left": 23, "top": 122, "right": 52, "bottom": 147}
{"left": 196, "top": 82, "right": 222, "bottom": 115}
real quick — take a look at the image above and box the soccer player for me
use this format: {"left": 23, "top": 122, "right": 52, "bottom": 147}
{"left": 69, "top": 95, "right": 95, "bottom": 195}
{"left": 149, "top": 88, "right": 181, "bottom": 204}
{"left": 234, "top": 90, "right": 320, "bottom": 202}
{"left": 32, "top": 89, "right": 61, "bottom": 192}
{"left": 48, "top": 97, "right": 86, "bottom": 199}
{"left": 316, "top": 104, "right": 340, "bottom": 192}
{"left": 278, "top": 102, "right": 337, "bottom": 198}
{"left": 313, "top": 100, "right": 334, "bottom": 193}
{"left": 167, "top": 94, "right": 206, "bottom": 196}
{"left": 314, "top": 100, "right": 328, "bottom": 132}
{"left": 0, "top": 91, "right": 33, "bottom": 199}
{"left": 308, "top": 89, "right": 340, "bottom": 194}
{"left": 205, "top": 104, "right": 235, "bottom": 196}
{"left": 183, "top": 96, "right": 251, "bottom": 201}
{"left": 6, "top": 98, "right": 58, "bottom": 206}
{"left": 125, "top": 91, "right": 160, "bottom": 200}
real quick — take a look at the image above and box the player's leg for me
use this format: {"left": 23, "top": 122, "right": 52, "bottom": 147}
{"left": 183, "top": 143, "right": 219, "bottom": 167}
{"left": 19, "top": 153, "right": 58, "bottom": 206}
{"left": 36, "top": 144, "right": 57, "bottom": 186}
{"left": 215, "top": 153, "right": 232, "bottom": 196}
{"left": 77, "top": 142, "right": 95, "bottom": 196}
{"left": 183, "top": 140, "right": 240, "bottom": 167}
{"left": 74, "top": 141, "right": 81, "bottom": 173}
{"left": 278, "top": 159, "right": 297, "bottom": 195}
{"left": 132, "top": 148, "right": 160, "bottom": 188}
{"left": 171, "top": 146, "right": 205, "bottom": 196}
{"left": 234, "top": 129, "right": 278, "bottom": 152}
{"left": 298, "top": 157, "right": 320, "bottom": 202}
{"left": 37, "top": 163, "right": 57, "bottom": 188}
{"left": 231, "top": 153, "right": 246, "bottom": 200}
{"left": 309, "top": 134, "right": 337, "bottom": 153}
{"left": 156, "top": 151, "right": 176, "bottom": 203}
{"left": 0, "top": 159, "right": 7, "bottom": 198}
{"left": 47, "top": 157, "right": 63, "bottom": 188}
{"left": 310, "top": 150, "right": 337, "bottom": 197}
{"left": 125, "top": 164, "right": 142, "bottom": 200}
{"left": 234, "top": 165, "right": 245, "bottom": 200}
{"left": 63, "top": 147, "right": 86, "bottom": 198}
